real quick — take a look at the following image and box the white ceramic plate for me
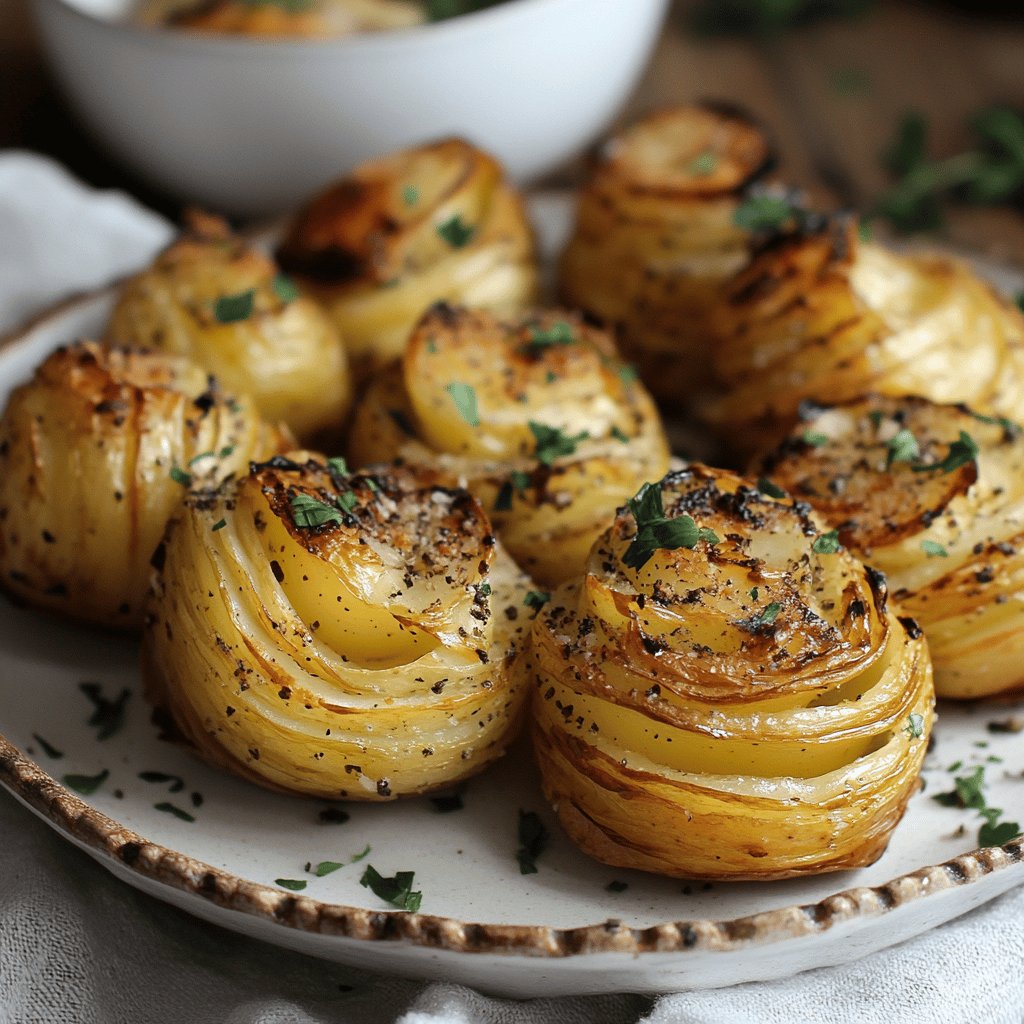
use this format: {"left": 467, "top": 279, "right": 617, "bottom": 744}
{"left": 0, "top": 218, "right": 1022, "bottom": 997}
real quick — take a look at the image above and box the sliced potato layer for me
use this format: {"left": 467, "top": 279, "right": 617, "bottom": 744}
{"left": 143, "top": 454, "right": 532, "bottom": 799}
{"left": 759, "top": 395, "right": 1024, "bottom": 698}
{"left": 530, "top": 465, "right": 934, "bottom": 879}
{"left": 559, "top": 104, "right": 774, "bottom": 405}
{"left": 709, "top": 219, "right": 1024, "bottom": 457}
{"left": 0, "top": 341, "right": 286, "bottom": 627}
{"left": 348, "top": 305, "right": 671, "bottom": 586}
{"left": 278, "top": 139, "right": 538, "bottom": 380}
{"left": 108, "top": 213, "right": 351, "bottom": 443}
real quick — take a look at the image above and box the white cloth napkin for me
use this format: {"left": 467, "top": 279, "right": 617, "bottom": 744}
{"left": 0, "top": 150, "right": 1022, "bottom": 1024}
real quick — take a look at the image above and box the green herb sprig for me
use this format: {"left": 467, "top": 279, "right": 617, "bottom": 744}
{"left": 875, "top": 106, "right": 1024, "bottom": 232}
{"left": 933, "top": 765, "right": 1021, "bottom": 848}
{"left": 359, "top": 865, "right": 422, "bottom": 912}
{"left": 622, "top": 482, "right": 718, "bottom": 570}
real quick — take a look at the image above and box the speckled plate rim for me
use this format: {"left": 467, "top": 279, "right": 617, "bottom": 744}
{"left": 1, "top": 286, "right": 1022, "bottom": 961}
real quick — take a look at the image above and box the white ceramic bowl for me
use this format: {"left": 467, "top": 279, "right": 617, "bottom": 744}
{"left": 30, "top": 0, "right": 669, "bottom": 216}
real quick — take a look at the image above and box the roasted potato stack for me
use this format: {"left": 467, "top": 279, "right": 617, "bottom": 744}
{"left": 147, "top": 0, "right": 424, "bottom": 35}
{"left": 143, "top": 454, "right": 532, "bottom": 799}
{"left": 347, "top": 305, "right": 671, "bottom": 586}
{"left": 709, "top": 218, "right": 1024, "bottom": 457}
{"left": 277, "top": 138, "right": 538, "bottom": 381}
{"left": 559, "top": 104, "right": 774, "bottom": 405}
{"left": 530, "top": 465, "right": 934, "bottom": 880}
{"left": 758, "top": 396, "right": 1024, "bottom": 699}
{"left": 107, "top": 213, "right": 351, "bottom": 443}
{"left": 0, "top": 341, "right": 285, "bottom": 628}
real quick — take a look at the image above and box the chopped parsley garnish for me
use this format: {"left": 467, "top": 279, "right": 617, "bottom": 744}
{"left": 275, "top": 878, "right": 307, "bottom": 891}
{"left": 309, "top": 860, "right": 344, "bottom": 877}
{"left": 755, "top": 601, "right": 782, "bottom": 628}
{"left": 911, "top": 431, "right": 979, "bottom": 474}
{"left": 622, "top": 482, "right": 716, "bottom": 570}
{"left": 211, "top": 518, "right": 227, "bottom": 532}
{"left": 516, "top": 809, "right": 549, "bottom": 875}
{"left": 933, "top": 765, "right": 986, "bottom": 810}
{"left": 812, "top": 530, "right": 841, "bottom": 554}
{"left": 524, "top": 590, "right": 550, "bottom": 612}
{"left": 154, "top": 801, "right": 195, "bottom": 822}
{"left": 79, "top": 682, "right": 130, "bottom": 741}
{"left": 921, "top": 539, "right": 948, "bottom": 558}
{"left": 980, "top": 818, "right": 1023, "bottom": 846}
{"left": 802, "top": 429, "right": 829, "bottom": 447}
{"left": 757, "top": 477, "right": 786, "bottom": 499}
{"left": 749, "top": 587, "right": 759, "bottom": 601}
{"left": 290, "top": 493, "right": 343, "bottom": 529}
{"left": 402, "top": 184, "right": 419, "bottom": 206}
{"left": 529, "top": 422, "right": 588, "bottom": 466}
{"left": 733, "top": 194, "right": 802, "bottom": 232}
{"left": 32, "top": 734, "right": 63, "bottom": 759}
{"left": 63, "top": 769, "right": 108, "bottom": 795}
{"left": 933, "top": 765, "right": 1021, "bottom": 847}
{"left": 350, "top": 844, "right": 371, "bottom": 863}
{"left": 169, "top": 466, "right": 192, "bottom": 487}
{"left": 886, "top": 427, "right": 921, "bottom": 467}
{"left": 445, "top": 382, "right": 480, "bottom": 427}
{"left": 523, "top": 321, "right": 574, "bottom": 353}
{"left": 213, "top": 288, "right": 256, "bottom": 324}
{"left": 688, "top": 151, "right": 719, "bottom": 176}
{"left": 904, "top": 713, "right": 925, "bottom": 739}
{"left": 477, "top": 582, "right": 492, "bottom": 597}
{"left": 327, "top": 456, "right": 349, "bottom": 477}
{"left": 337, "top": 491, "right": 359, "bottom": 514}
{"left": 617, "top": 364, "right": 639, "bottom": 385}
{"left": 436, "top": 214, "right": 475, "bottom": 249}
{"left": 494, "top": 470, "right": 530, "bottom": 512}
{"left": 272, "top": 274, "right": 299, "bottom": 305}
{"left": 611, "top": 426, "right": 630, "bottom": 444}
{"left": 359, "top": 865, "right": 422, "bottom": 912}
{"left": 139, "top": 770, "right": 185, "bottom": 793}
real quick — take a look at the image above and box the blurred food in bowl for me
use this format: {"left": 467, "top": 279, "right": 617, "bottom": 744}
{"left": 140, "top": 0, "right": 425, "bottom": 36}
{"left": 140, "top": 0, "right": 511, "bottom": 36}
{"left": 31, "top": 0, "right": 670, "bottom": 215}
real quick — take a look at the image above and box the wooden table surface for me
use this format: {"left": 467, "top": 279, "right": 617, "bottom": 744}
{"left": 2, "top": 0, "right": 1023, "bottom": 258}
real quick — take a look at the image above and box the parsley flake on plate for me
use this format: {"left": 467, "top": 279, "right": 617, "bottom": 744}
{"left": 360, "top": 865, "right": 422, "bottom": 912}
{"left": 516, "top": 809, "right": 549, "bottom": 875}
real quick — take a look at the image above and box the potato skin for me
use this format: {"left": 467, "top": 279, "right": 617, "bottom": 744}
{"left": 530, "top": 465, "right": 934, "bottom": 880}
{"left": 107, "top": 214, "right": 351, "bottom": 444}
{"left": 559, "top": 104, "right": 774, "bottom": 407}
{"left": 278, "top": 138, "right": 538, "bottom": 382}
{"left": 0, "top": 341, "right": 286, "bottom": 628}
{"left": 143, "top": 455, "right": 533, "bottom": 800}
{"left": 758, "top": 395, "right": 1024, "bottom": 699}
{"left": 347, "top": 305, "right": 671, "bottom": 587}
{"left": 709, "top": 218, "right": 1024, "bottom": 458}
